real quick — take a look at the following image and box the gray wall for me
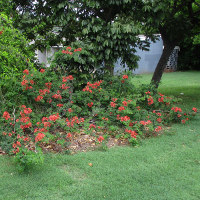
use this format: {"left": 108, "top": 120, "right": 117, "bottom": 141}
{"left": 36, "top": 38, "right": 163, "bottom": 74}
{"left": 114, "top": 37, "right": 163, "bottom": 74}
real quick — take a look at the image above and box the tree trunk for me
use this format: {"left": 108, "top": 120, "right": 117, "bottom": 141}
{"left": 151, "top": 37, "right": 175, "bottom": 88}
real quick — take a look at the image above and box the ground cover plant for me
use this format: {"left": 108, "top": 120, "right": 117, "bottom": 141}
{"left": 0, "top": 71, "right": 199, "bottom": 200}
{"left": 0, "top": 47, "right": 198, "bottom": 171}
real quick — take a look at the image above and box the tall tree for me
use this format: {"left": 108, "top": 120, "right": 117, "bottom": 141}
{"left": 12, "top": 0, "right": 154, "bottom": 74}
{"left": 143, "top": 0, "right": 200, "bottom": 87}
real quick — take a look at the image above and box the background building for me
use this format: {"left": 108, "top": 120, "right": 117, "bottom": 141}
{"left": 36, "top": 36, "right": 179, "bottom": 74}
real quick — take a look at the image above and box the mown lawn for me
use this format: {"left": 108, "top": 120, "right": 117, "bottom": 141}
{"left": 0, "top": 71, "right": 200, "bottom": 200}
{"left": 133, "top": 70, "right": 200, "bottom": 108}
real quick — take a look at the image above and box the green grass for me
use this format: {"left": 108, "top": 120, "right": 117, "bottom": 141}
{"left": 134, "top": 70, "right": 200, "bottom": 108}
{"left": 0, "top": 71, "right": 200, "bottom": 200}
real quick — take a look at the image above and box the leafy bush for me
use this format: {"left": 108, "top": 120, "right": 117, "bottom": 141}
{"left": 51, "top": 40, "right": 104, "bottom": 90}
{"left": 0, "top": 47, "right": 198, "bottom": 171}
{"left": 0, "top": 13, "right": 34, "bottom": 78}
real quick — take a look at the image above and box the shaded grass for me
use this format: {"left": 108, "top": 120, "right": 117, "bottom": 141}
{"left": 0, "top": 71, "right": 200, "bottom": 200}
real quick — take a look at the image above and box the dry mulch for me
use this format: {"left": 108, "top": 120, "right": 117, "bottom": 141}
{"left": 0, "top": 131, "right": 129, "bottom": 155}
{"left": 40, "top": 131, "right": 129, "bottom": 154}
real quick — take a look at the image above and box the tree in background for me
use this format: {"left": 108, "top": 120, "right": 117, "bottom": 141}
{"left": 142, "top": 0, "right": 200, "bottom": 87}
{"left": 178, "top": 37, "right": 200, "bottom": 71}
{"left": 12, "top": 0, "right": 155, "bottom": 75}
{"left": 11, "top": 0, "right": 200, "bottom": 87}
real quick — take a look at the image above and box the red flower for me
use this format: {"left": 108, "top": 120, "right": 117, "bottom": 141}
{"left": 13, "top": 147, "right": 19, "bottom": 154}
{"left": 23, "top": 137, "right": 29, "bottom": 141}
{"left": 131, "top": 131, "right": 137, "bottom": 139}
{"left": 23, "top": 107, "right": 32, "bottom": 114}
{"left": 118, "top": 106, "right": 125, "bottom": 111}
{"left": 192, "top": 107, "right": 197, "bottom": 112}
{"left": 157, "top": 118, "right": 162, "bottom": 123}
{"left": 43, "top": 122, "right": 51, "bottom": 128}
{"left": 88, "top": 102, "right": 94, "bottom": 108}
{"left": 0, "top": 30, "right": 3, "bottom": 35}
{"left": 40, "top": 69, "right": 45, "bottom": 73}
{"left": 3, "top": 111, "right": 11, "bottom": 120}
{"left": 80, "top": 118, "right": 84, "bottom": 123}
{"left": 62, "top": 47, "right": 73, "bottom": 54}
{"left": 30, "top": 80, "right": 34, "bottom": 85}
{"left": 89, "top": 124, "right": 96, "bottom": 129}
{"left": 16, "top": 141, "right": 21, "bottom": 147}
{"left": 181, "top": 119, "right": 186, "bottom": 124}
{"left": 57, "top": 104, "right": 63, "bottom": 107}
{"left": 136, "top": 106, "right": 140, "bottom": 110}
{"left": 159, "top": 93, "right": 164, "bottom": 97}
{"left": 62, "top": 75, "right": 74, "bottom": 82}
{"left": 35, "top": 95, "right": 43, "bottom": 102}
{"left": 173, "top": 107, "right": 182, "bottom": 112}
{"left": 62, "top": 77, "right": 68, "bottom": 82}
{"left": 102, "top": 117, "right": 108, "bottom": 121}
{"left": 48, "top": 98, "right": 52, "bottom": 103}
{"left": 158, "top": 97, "right": 164, "bottom": 102}
{"left": 98, "top": 136, "right": 104, "bottom": 143}
{"left": 68, "top": 75, "right": 74, "bottom": 80}
{"left": 122, "top": 101, "right": 127, "bottom": 106}
{"left": 35, "top": 133, "right": 45, "bottom": 142}
{"left": 110, "top": 102, "right": 116, "bottom": 108}
{"left": 156, "top": 112, "right": 161, "bottom": 116}
{"left": 120, "top": 116, "right": 130, "bottom": 122}
{"left": 66, "top": 133, "right": 72, "bottom": 138}
{"left": 21, "top": 79, "right": 28, "bottom": 86}
{"left": 49, "top": 114, "right": 59, "bottom": 122}
{"left": 148, "top": 96, "right": 154, "bottom": 105}
{"left": 155, "top": 126, "right": 162, "bottom": 132}
{"left": 74, "top": 48, "right": 82, "bottom": 52}
{"left": 23, "top": 69, "right": 29, "bottom": 75}
{"left": 45, "top": 82, "right": 52, "bottom": 89}
{"left": 39, "top": 89, "right": 50, "bottom": 96}
{"left": 122, "top": 75, "right": 128, "bottom": 79}
{"left": 125, "top": 129, "right": 138, "bottom": 138}
{"left": 112, "top": 98, "right": 118, "bottom": 102}
{"left": 140, "top": 120, "right": 152, "bottom": 125}
{"left": 68, "top": 108, "right": 73, "bottom": 113}
{"left": 61, "top": 84, "right": 69, "bottom": 90}
{"left": 52, "top": 93, "right": 62, "bottom": 99}
{"left": 145, "top": 91, "right": 151, "bottom": 95}
{"left": 13, "top": 143, "right": 17, "bottom": 148}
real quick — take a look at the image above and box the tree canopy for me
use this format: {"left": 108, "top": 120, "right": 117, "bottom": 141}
{"left": 10, "top": 0, "right": 200, "bottom": 85}
{"left": 12, "top": 0, "right": 156, "bottom": 73}
{"left": 141, "top": 0, "right": 200, "bottom": 85}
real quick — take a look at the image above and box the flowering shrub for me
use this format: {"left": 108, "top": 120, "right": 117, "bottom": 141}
{"left": 0, "top": 50, "right": 198, "bottom": 171}
{"left": 50, "top": 40, "right": 104, "bottom": 90}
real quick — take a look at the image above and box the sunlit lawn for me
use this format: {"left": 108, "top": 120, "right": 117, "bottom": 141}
{"left": 0, "top": 71, "right": 199, "bottom": 200}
